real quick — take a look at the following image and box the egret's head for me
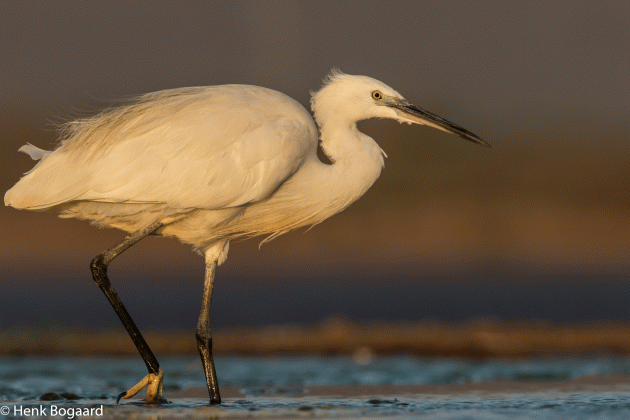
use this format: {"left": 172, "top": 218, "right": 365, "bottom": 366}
{"left": 311, "top": 69, "right": 490, "bottom": 147}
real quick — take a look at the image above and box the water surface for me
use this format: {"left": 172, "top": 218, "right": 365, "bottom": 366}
{"left": 1, "top": 356, "right": 629, "bottom": 419}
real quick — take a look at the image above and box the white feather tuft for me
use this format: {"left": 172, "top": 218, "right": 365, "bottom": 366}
{"left": 18, "top": 143, "right": 50, "bottom": 161}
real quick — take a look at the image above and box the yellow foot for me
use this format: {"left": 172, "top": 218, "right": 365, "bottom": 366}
{"left": 116, "top": 368, "right": 167, "bottom": 404}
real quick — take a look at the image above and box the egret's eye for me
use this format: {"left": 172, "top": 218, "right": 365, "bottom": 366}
{"left": 372, "top": 90, "right": 382, "bottom": 100}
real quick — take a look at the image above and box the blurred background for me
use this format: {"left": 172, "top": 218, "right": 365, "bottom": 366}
{"left": 1, "top": 1, "right": 629, "bottom": 354}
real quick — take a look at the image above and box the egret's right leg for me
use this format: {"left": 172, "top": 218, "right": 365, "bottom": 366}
{"left": 196, "top": 258, "right": 221, "bottom": 404}
{"left": 89, "top": 221, "right": 167, "bottom": 404}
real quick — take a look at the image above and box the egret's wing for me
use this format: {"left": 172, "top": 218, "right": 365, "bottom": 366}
{"left": 5, "top": 86, "right": 317, "bottom": 211}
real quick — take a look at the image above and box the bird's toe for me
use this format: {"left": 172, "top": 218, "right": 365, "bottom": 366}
{"left": 116, "top": 368, "right": 167, "bottom": 404}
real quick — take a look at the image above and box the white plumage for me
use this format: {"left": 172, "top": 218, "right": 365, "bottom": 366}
{"left": 6, "top": 72, "right": 488, "bottom": 256}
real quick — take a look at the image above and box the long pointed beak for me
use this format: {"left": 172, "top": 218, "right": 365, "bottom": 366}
{"left": 389, "top": 99, "right": 491, "bottom": 147}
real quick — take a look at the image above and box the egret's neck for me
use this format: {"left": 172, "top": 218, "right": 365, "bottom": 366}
{"left": 229, "top": 120, "right": 387, "bottom": 237}
{"left": 316, "top": 120, "right": 386, "bottom": 208}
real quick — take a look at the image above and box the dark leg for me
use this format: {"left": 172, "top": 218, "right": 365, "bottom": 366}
{"left": 89, "top": 221, "right": 166, "bottom": 403}
{"left": 196, "top": 259, "right": 221, "bottom": 404}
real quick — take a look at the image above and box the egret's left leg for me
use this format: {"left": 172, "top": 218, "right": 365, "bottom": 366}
{"left": 89, "top": 221, "right": 167, "bottom": 404}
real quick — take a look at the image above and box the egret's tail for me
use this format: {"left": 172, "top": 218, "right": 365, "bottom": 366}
{"left": 4, "top": 144, "right": 53, "bottom": 209}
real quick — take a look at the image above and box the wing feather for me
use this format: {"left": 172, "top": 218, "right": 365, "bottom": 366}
{"left": 5, "top": 85, "right": 317, "bottom": 212}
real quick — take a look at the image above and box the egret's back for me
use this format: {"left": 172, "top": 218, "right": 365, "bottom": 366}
{"left": 5, "top": 85, "right": 317, "bottom": 229}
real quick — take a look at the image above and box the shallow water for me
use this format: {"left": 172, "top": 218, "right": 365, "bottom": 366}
{"left": 1, "top": 356, "right": 630, "bottom": 419}
{"left": 5, "top": 394, "right": 630, "bottom": 420}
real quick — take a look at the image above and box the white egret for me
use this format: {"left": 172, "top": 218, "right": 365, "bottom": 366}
{"left": 4, "top": 70, "right": 490, "bottom": 405}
